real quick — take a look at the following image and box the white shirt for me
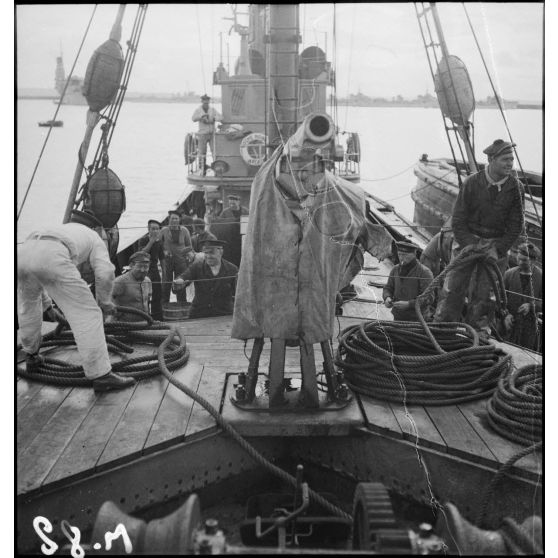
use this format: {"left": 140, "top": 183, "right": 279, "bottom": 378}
{"left": 192, "top": 106, "right": 222, "bottom": 134}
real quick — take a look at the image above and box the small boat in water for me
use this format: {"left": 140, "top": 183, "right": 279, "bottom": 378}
{"left": 17, "top": 3, "right": 542, "bottom": 555}
{"left": 38, "top": 119, "right": 63, "bottom": 127}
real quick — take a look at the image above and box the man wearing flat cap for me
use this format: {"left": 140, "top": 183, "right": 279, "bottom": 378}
{"left": 17, "top": 209, "right": 135, "bottom": 392}
{"left": 173, "top": 239, "right": 238, "bottom": 318}
{"left": 383, "top": 241, "right": 434, "bottom": 321}
{"left": 192, "top": 94, "right": 222, "bottom": 175}
{"left": 138, "top": 219, "right": 165, "bottom": 320}
{"left": 502, "top": 242, "right": 542, "bottom": 351}
{"left": 434, "top": 139, "right": 525, "bottom": 338}
{"left": 112, "top": 251, "right": 152, "bottom": 322}
{"left": 220, "top": 194, "right": 249, "bottom": 220}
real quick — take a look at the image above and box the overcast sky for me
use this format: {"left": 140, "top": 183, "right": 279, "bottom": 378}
{"left": 16, "top": 3, "right": 544, "bottom": 102}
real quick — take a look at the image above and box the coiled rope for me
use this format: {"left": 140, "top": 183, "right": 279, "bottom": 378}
{"left": 336, "top": 247, "right": 512, "bottom": 405}
{"left": 16, "top": 307, "right": 188, "bottom": 386}
{"left": 17, "top": 308, "right": 350, "bottom": 521}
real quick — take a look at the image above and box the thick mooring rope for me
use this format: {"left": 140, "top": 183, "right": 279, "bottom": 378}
{"left": 16, "top": 307, "right": 189, "bottom": 386}
{"left": 335, "top": 247, "right": 512, "bottom": 405}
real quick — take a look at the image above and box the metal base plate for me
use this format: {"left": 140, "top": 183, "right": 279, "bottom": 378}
{"left": 221, "top": 374, "right": 364, "bottom": 436}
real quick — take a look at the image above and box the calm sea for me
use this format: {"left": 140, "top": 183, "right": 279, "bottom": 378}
{"left": 17, "top": 100, "right": 543, "bottom": 248}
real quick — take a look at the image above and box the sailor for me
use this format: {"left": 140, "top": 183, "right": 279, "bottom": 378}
{"left": 420, "top": 229, "right": 454, "bottom": 277}
{"left": 191, "top": 94, "right": 222, "bottom": 175}
{"left": 160, "top": 210, "right": 195, "bottom": 305}
{"left": 173, "top": 239, "right": 238, "bottom": 318}
{"left": 17, "top": 209, "right": 135, "bottom": 392}
{"left": 137, "top": 219, "right": 165, "bottom": 321}
{"left": 191, "top": 217, "right": 217, "bottom": 252}
{"left": 219, "top": 195, "right": 249, "bottom": 220}
{"left": 383, "top": 241, "right": 434, "bottom": 321}
{"left": 433, "top": 139, "right": 525, "bottom": 338}
{"left": 503, "top": 242, "right": 542, "bottom": 351}
{"left": 112, "top": 251, "right": 152, "bottom": 322}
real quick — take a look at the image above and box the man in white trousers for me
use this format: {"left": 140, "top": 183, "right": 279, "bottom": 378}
{"left": 17, "top": 209, "right": 135, "bottom": 392}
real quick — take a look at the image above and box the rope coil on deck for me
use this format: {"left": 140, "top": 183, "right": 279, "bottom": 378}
{"left": 16, "top": 306, "right": 189, "bottom": 386}
{"left": 335, "top": 247, "right": 512, "bottom": 405}
{"left": 485, "top": 364, "right": 542, "bottom": 445}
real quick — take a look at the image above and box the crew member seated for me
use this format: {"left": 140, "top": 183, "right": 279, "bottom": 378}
{"left": 383, "top": 241, "right": 434, "bottom": 321}
{"left": 112, "top": 251, "right": 152, "bottom": 322}
{"left": 173, "top": 239, "right": 238, "bottom": 318}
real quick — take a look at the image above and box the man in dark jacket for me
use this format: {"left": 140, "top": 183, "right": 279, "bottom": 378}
{"left": 503, "top": 242, "right": 542, "bottom": 351}
{"left": 434, "top": 139, "right": 525, "bottom": 337}
{"left": 138, "top": 219, "right": 165, "bottom": 320}
{"left": 173, "top": 239, "right": 238, "bottom": 318}
{"left": 383, "top": 241, "right": 434, "bottom": 321}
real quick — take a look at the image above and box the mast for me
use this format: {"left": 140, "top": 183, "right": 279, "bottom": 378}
{"left": 429, "top": 3, "right": 477, "bottom": 172}
{"left": 266, "top": 4, "right": 300, "bottom": 153}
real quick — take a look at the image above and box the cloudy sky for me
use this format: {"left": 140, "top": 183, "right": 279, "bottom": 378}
{"left": 16, "top": 3, "right": 544, "bottom": 102}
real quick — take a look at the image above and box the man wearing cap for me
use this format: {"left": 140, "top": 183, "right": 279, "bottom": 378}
{"left": 502, "top": 242, "right": 542, "bottom": 351}
{"left": 383, "top": 241, "right": 434, "bottom": 321}
{"left": 219, "top": 195, "right": 249, "bottom": 220}
{"left": 434, "top": 139, "right": 525, "bottom": 337}
{"left": 112, "top": 251, "right": 152, "bottom": 322}
{"left": 191, "top": 218, "right": 217, "bottom": 252}
{"left": 192, "top": 94, "right": 222, "bottom": 175}
{"left": 17, "top": 209, "right": 135, "bottom": 392}
{"left": 420, "top": 229, "right": 454, "bottom": 277}
{"left": 173, "top": 239, "right": 238, "bottom": 318}
{"left": 160, "top": 210, "right": 195, "bottom": 305}
{"left": 138, "top": 219, "right": 165, "bottom": 321}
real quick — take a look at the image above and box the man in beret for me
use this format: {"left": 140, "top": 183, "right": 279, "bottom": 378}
{"left": 160, "top": 210, "right": 195, "bottom": 306}
{"left": 192, "top": 94, "right": 222, "bottom": 175}
{"left": 173, "top": 239, "right": 238, "bottom": 318}
{"left": 434, "top": 139, "right": 525, "bottom": 338}
{"left": 138, "top": 219, "right": 165, "bottom": 321}
{"left": 502, "top": 242, "right": 542, "bottom": 350}
{"left": 383, "top": 241, "right": 434, "bottom": 321}
{"left": 112, "top": 251, "right": 152, "bottom": 322}
{"left": 17, "top": 209, "right": 135, "bottom": 392}
{"left": 219, "top": 195, "right": 249, "bottom": 220}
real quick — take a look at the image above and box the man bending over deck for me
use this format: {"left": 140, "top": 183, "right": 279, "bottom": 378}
{"left": 434, "top": 139, "right": 524, "bottom": 339}
{"left": 17, "top": 209, "right": 135, "bottom": 392}
{"left": 173, "top": 239, "right": 238, "bottom": 318}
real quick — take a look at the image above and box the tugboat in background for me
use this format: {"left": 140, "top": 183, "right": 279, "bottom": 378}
{"left": 38, "top": 119, "right": 63, "bottom": 127}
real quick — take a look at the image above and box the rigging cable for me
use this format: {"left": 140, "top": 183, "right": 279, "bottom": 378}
{"left": 342, "top": 3, "right": 356, "bottom": 131}
{"left": 17, "top": 5, "right": 98, "bottom": 221}
{"left": 195, "top": 4, "right": 207, "bottom": 93}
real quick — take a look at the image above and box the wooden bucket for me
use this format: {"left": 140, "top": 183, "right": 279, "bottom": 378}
{"left": 162, "top": 302, "right": 190, "bottom": 322}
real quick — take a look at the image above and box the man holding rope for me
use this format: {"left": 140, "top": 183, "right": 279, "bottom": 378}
{"left": 433, "top": 139, "right": 525, "bottom": 339}
{"left": 17, "top": 209, "right": 135, "bottom": 392}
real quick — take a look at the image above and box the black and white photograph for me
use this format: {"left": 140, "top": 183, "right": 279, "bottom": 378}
{"left": 16, "top": 3, "right": 545, "bottom": 554}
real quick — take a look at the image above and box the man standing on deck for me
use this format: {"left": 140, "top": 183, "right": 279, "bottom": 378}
{"left": 160, "top": 210, "right": 195, "bottom": 305}
{"left": 138, "top": 219, "right": 165, "bottom": 320}
{"left": 173, "top": 239, "right": 238, "bottom": 318}
{"left": 112, "top": 251, "right": 152, "bottom": 322}
{"left": 503, "top": 242, "right": 542, "bottom": 351}
{"left": 191, "top": 218, "right": 217, "bottom": 252}
{"left": 383, "top": 241, "right": 434, "bottom": 321}
{"left": 192, "top": 94, "right": 222, "bottom": 175}
{"left": 433, "top": 139, "right": 525, "bottom": 338}
{"left": 219, "top": 195, "right": 249, "bottom": 220}
{"left": 17, "top": 209, "right": 135, "bottom": 392}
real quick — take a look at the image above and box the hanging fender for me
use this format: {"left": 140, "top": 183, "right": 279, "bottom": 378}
{"left": 347, "top": 132, "right": 361, "bottom": 163}
{"left": 184, "top": 133, "right": 197, "bottom": 165}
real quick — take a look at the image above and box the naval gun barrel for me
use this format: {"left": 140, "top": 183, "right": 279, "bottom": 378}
{"left": 283, "top": 112, "right": 336, "bottom": 161}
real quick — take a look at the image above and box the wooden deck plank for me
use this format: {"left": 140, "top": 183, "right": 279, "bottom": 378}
{"left": 357, "top": 395, "right": 403, "bottom": 438}
{"left": 426, "top": 405, "right": 497, "bottom": 467}
{"left": 43, "top": 387, "right": 137, "bottom": 486}
{"left": 17, "top": 386, "right": 72, "bottom": 456}
{"left": 17, "top": 388, "right": 97, "bottom": 494}
{"left": 144, "top": 363, "right": 204, "bottom": 452}
{"left": 17, "top": 379, "right": 47, "bottom": 414}
{"left": 391, "top": 404, "right": 447, "bottom": 451}
{"left": 97, "top": 377, "right": 168, "bottom": 469}
{"left": 185, "top": 365, "right": 228, "bottom": 437}
{"left": 457, "top": 399, "right": 542, "bottom": 477}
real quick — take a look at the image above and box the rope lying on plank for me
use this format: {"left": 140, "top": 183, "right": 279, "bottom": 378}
{"left": 16, "top": 306, "right": 189, "bottom": 386}
{"left": 486, "top": 364, "right": 542, "bottom": 445}
{"left": 336, "top": 247, "right": 512, "bottom": 405}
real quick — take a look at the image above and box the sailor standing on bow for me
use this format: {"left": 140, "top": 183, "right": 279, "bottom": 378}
{"left": 192, "top": 94, "right": 222, "bottom": 175}
{"left": 433, "top": 139, "right": 525, "bottom": 338}
{"left": 17, "top": 209, "right": 135, "bottom": 392}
